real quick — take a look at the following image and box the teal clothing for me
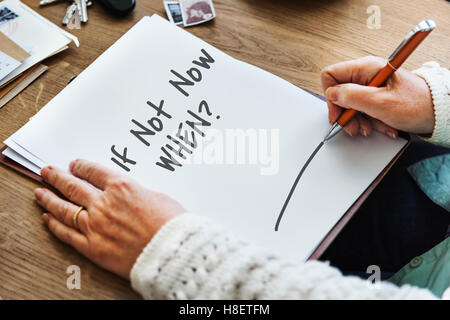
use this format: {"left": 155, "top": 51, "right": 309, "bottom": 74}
{"left": 388, "top": 154, "right": 450, "bottom": 298}
{"left": 407, "top": 154, "right": 450, "bottom": 211}
{"left": 388, "top": 237, "right": 450, "bottom": 298}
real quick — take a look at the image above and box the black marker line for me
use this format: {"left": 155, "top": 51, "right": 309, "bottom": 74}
{"left": 275, "top": 141, "right": 324, "bottom": 231}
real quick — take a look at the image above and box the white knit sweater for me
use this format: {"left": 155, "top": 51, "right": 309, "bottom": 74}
{"left": 130, "top": 63, "right": 450, "bottom": 300}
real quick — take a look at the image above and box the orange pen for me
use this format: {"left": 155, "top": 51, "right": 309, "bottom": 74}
{"left": 323, "top": 20, "right": 436, "bottom": 141}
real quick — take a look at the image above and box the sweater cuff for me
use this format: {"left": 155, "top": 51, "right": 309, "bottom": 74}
{"left": 130, "top": 213, "right": 209, "bottom": 299}
{"left": 413, "top": 62, "right": 450, "bottom": 148}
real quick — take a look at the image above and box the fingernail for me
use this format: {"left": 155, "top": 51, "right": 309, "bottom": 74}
{"left": 42, "top": 213, "right": 49, "bottom": 224}
{"left": 40, "top": 166, "right": 53, "bottom": 179}
{"left": 325, "top": 87, "right": 338, "bottom": 103}
{"left": 69, "top": 160, "right": 76, "bottom": 173}
{"left": 388, "top": 131, "right": 397, "bottom": 139}
{"left": 345, "top": 127, "right": 353, "bottom": 137}
{"left": 361, "top": 129, "right": 368, "bottom": 137}
{"left": 34, "top": 188, "right": 44, "bottom": 200}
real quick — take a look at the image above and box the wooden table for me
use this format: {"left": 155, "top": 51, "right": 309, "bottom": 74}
{"left": 0, "top": 0, "right": 449, "bottom": 299}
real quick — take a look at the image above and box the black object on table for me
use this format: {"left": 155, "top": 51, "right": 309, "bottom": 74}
{"left": 98, "top": 0, "right": 136, "bottom": 16}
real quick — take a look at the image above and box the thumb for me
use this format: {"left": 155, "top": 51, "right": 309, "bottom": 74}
{"left": 325, "top": 83, "right": 388, "bottom": 118}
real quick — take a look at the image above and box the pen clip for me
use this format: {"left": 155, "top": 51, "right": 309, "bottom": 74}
{"left": 388, "top": 20, "right": 436, "bottom": 61}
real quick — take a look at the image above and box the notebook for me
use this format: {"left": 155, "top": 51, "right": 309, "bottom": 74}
{"left": 0, "top": 0, "right": 78, "bottom": 88}
{"left": 0, "top": 0, "right": 78, "bottom": 109}
{"left": 0, "top": 15, "right": 408, "bottom": 261}
{"left": 0, "top": 31, "right": 29, "bottom": 81}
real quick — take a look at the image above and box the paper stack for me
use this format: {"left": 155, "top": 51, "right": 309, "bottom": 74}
{"left": 0, "top": 0, "right": 78, "bottom": 108}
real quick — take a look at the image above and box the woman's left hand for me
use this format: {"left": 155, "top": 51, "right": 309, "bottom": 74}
{"left": 34, "top": 159, "right": 185, "bottom": 279}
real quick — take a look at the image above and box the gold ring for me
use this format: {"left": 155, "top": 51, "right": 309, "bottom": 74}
{"left": 73, "top": 206, "right": 83, "bottom": 230}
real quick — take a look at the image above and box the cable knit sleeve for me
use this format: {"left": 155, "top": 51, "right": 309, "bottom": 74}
{"left": 413, "top": 62, "right": 450, "bottom": 147}
{"left": 130, "top": 213, "right": 436, "bottom": 300}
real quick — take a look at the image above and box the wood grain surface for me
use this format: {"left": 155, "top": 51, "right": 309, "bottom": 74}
{"left": 0, "top": 0, "right": 449, "bottom": 299}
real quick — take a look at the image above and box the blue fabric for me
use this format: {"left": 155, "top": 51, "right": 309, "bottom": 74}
{"left": 388, "top": 237, "right": 450, "bottom": 298}
{"left": 320, "top": 140, "right": 450, "bottom": 275}
{"left": 407, "top": 154, "right": 450, "bottom": 212}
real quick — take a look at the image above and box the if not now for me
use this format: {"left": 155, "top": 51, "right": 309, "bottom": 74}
{"left": 110, "top": 48, "right": 217, "bottom": 172}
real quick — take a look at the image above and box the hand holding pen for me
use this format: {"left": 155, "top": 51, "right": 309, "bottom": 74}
{"left": 322, "top": 20, "right": 436, "bottom": 141}
{"left": 322, "top": 56, "right": 435, "bottom": 138}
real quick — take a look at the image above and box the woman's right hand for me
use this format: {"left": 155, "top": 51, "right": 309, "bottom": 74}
{"left": 321, "top": 56, "right": 435, "bottom": 138}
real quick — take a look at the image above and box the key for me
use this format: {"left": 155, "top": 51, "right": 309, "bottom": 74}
{"left": 81, "top": 0, "right": 88, "bottom": 22}
{"left": 74, "top": 0, "right": 88, "bottom": 23}
{"left": 40, "top": 0, "right": 64, "bottom": 5}
{"left": 62, "top": 1, "right": 91, "bottom": 27}
{"left": 80, "top": 0, "right": 88, "bottom": 23}
{"left": 62, "top": 2, "right": 77, "bottom": 25}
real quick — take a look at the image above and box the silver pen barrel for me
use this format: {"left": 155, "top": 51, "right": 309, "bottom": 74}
{"left": 323, "top": 122, "right": 343, "bottom": 142}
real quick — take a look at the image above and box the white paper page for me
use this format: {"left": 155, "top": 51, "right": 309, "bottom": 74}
{"left": 7, "top": 15, "right": 407, "bottom": 261}
{"left": 2, "top": 147, "right": 40, "bottom": 174}
{"left": 5, "top": 138, "right": 47, "bottom": 168}
{"left": 0, "top": 0, "right": 75, "bottom": 86}
{"left": 0, "top": 50, "right": 20, "bottom": 80}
